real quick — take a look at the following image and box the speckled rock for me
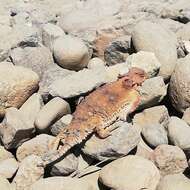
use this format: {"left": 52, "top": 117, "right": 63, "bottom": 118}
{"left": 169, "top": 55, "right": 190, "bottom": 113}
{"left": 35, "top": 97, "right": 71, "bottom": 132}
{"left": 151, "top": 144, "right": 188, "bottom": 176}
{"left": 53, "top": 35, "right": 91, "bottom": 71}
{"left": 0, "top": 65, "right": 39, "bottom": 117}
{"left": 16, "top": 134, "right": 55, "bottom": 161}
{"left": 132, "top": 21, "right": 177, "bottom": 80}
{"left": 10, "top": 46, "right": 54, "bottom": 78}
{"left": 168, "top": 116, "right": 190, "bottom": 151}
{"left": 82, "top": 121, "right": 140, "bottom": 161}
{"left": 99, "top": 155, "right": 160, "bottom": 190}
{"left": 13, "top": 155, "right": 44, "bottom": 190}
{"left": 0, "top": 107, "right": 36, "bottom": 149}
{"left": 157, "top": 174, "right": 190, "bottom": 190}
{"left": 126, "top": 51, "right": 161, "bottom": 78}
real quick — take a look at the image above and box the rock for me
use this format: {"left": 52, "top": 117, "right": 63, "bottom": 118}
{"left": 133, "top": 105, "right": 170, "bottom": 132}
{"left": 13, "top": 155, "right": 44, "bottom": 190}
{"left": 0, "top": 107, "right": 35, "bottom": 149}
{"left": 132, "top": 21, "right": 177, "bottom": 80}
{"left": 182, "top": 107, "right": 190, "bottom": 125}
{"left": 35, "top": 97, "right": 71, "bottom": 132}
{"left": 176, "top": 23, "right": 190, "bottom": 41}
{"left": 169, "top": 55, "right": 190, "bottom": 112}
{"left": 87, "top": 58, "right": 105, "bottom": 69}
{"left": 30, "top": 177, "right": 94, "bottom": 190}
{"left": 10, "top": 46, "right": 54, "bottom": 78}
{"left": 167, "top": 116, "right": 190, "bottom": 150}
{"left": 53, "top": 35, "right": 91, "bottom": 71}
{"left": 82, "top": 121, "right": 140, "bottom": 161}
{"left": 126, "top": 51, "right": 161, "bottom": 78}
{"left": 0, "top": 146, "right": 14, "bottom": 161}
{"left": 138, "top": 76, "right": 167, "bottom": 109}
{"left": 49, "top": 67, "right": 108, "bottom": 98}
{"left": 0, "top": 158, "right": 18, "bottom": 179}
{"left": 142, "top": 123, "right": 168, "bottom": 148}
{"left": 157, "top": 174, "right": 190, "bottom": 190}
{"left": 38, "top": 64, "right": 74, "bottom": 101}
{"left": 104, "top": 35, "right": 133, "bottom": 66}
{"left": 50, "top": 153, "right": 78, "bottom": 176}
{"left": 51, "top": 114, "right": 73, "bottom": 136}
{"left": 99, "top": 155, "right": 160, "bottom": 190}
{"left": 19, "top": 93, "right": 43, "bottom": 130}
{"left": 0, "top": 65, "right": 39, "bottom": 117}
{"left": 0, "top": 176, "right": 14, "bottom": 190}
{"left": 152, "top": 144, "right": 188, "bottom": 176}
{"left": 16, "top": 134, "right": 55, "bottom": 162}
{"left": 42, "top": 23, "right": 65, "bottom": 51}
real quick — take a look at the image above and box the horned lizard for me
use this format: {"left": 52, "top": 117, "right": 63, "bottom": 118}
{"left": 41, "top": 67, "right": 146, "bottom": 166}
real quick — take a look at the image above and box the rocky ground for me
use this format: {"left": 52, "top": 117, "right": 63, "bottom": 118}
{"left": 0, "top": 0, "right": 190, "bottom": 189}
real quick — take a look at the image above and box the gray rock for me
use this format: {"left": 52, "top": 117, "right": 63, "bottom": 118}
{"left": 0, "top": 107, "right": 36, "bottom": 149}
{"left": 138, "top": 76, "right": 167, "bottom": 109}
{"left": 168, "top": 116, "right": 190, "bottom": 150}
{"left": 157, "top": 174, "right": 190, "bottom": 190}
{"left": 133, "top": 105, "right": 170, "bottom": 132}
{"left": 53, "top": 35, "right": 91, "bottom": 71}
{"left": 0, "top": 176, "right": 14, "bottom": 190}
{"left": 142, "top": 123, "right": 168, "bottom": 148}
{"left": 10, "top": 46, "right": 54, "bottom": 79}
{"left": 51, "top": 114, "right": 73, "bottom": 136}
{"left": 50, "top": 153, "right": 78, "bottom": 176}
{"left": 39, "top": 64, "right": 74, "bottom": 101}
{"left": 152, "top": 144, "right": 188, "bottom": 176}
{"left": 42, "top": 23, "right": 65, "bottom": 51}
{"left": 49, "top": 67, "right": 108, "bottom": 98}
{"left": 82, "top": 121, "right": 140, "bottom": 161}
{"left": 35, "top": 97, "right": 71, "bottom": 132}
{"left": 13, "top": 155, "right": 44, "bottom": 190}
{"left": 30, "top": 177, "right": 94, "bottom": 190}
{"left": 169, "top": 54, "right": 190, "bottom": 112}
{"left": 16, "top": 134, "right": 55, "bottom": 162}
{"left": 99, "top": 155, "right": 160, "bottom": 190}
{"left": 104, "top": 35, "right": 132, "bottom": 66}
{"left": 182, "top": 107, "right": 190, "bottom": 125}
{"left": 0, "top": 64, "right": 39, "bottom": 117}
{"left": 126, "top": 51, "right": 161, "bottom": 78}
{"left": 0, "top": 158, "right": 18, "bottom": 179}
{"left": 132, "top": 21, "right": 177, "bottom": 80}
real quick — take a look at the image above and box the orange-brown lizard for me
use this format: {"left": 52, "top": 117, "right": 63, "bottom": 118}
{"left": 41, "top": 67, "right": 147, "bottom": 166}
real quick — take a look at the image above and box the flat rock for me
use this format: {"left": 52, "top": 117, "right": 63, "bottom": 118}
{"left": 30, "top": 176, "right": 94, "bottom": 190}
{"left": 13, "top": 155, "right": 44, "bottom": 190}
{"left": 182, "top": 107, "right": 190, "bottom": 125}
{"left": 157, "top": 174, "right": 190, "bottom": 190}
{"left": 0, "top": 176, "right": 15, "bottom": 190}
{"left": 42, "top": 23, "right": 65, "bottom": 51}
{"left": 132, "top": 20, "right": 177, "bottom": 80}
{"left": 53, "top": 35, "right": 91, "bottom": 71}
{"left": 0, "top": 158, "right": 19, "bottom": 179}
{"left": 0, "top": 107, "right": 36, "bottom": 149}
{"left": 138, "top": 76, "right": 167, "bottom": 109}
{"left": 168, "top": 116, "right": 190, "bottom": 151}
{"left": 16, "top": 134, "right": 55, "bottom": 162}
{"left": 51, "top": 114, "right": 73, "bottom": 136}
{"left": 99, "top": 155, "right": 160, "bottom": 190}
{"left": 142, "top": 123, "right": 168, "bottom": 148}
{"left": 151, "top": 144, "right": 188, "bottom": 176}
{"left": 35, "top": 97, "right": 71, "bottom": 132}
{"left": 169, "top": 54, "right": 190, "bottom": 113}
{"left": 126, "top": 51, "right": 161, "bottom": 78}
{"left": 0, "top": 64, "right": 39, "bottom": 117}
{"left": 82, "top": 121, "right": 140, "bottom": 161}
{"left": 38, "top": 64, "right": 74, "bottom": 101}
{"left": 10, "top": 46, "right": 54, "bottom": 79}
{"left": 133, "top": 105, "right": 169, "bottom": 132}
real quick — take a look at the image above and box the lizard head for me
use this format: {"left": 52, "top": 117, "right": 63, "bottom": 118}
{"left": 121, "top": 67, "right": 147, "bottom": 89}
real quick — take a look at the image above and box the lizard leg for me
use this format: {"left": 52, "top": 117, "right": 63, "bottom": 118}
{"left": 118, "top": 104, "right": 131, "bottom": 121}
